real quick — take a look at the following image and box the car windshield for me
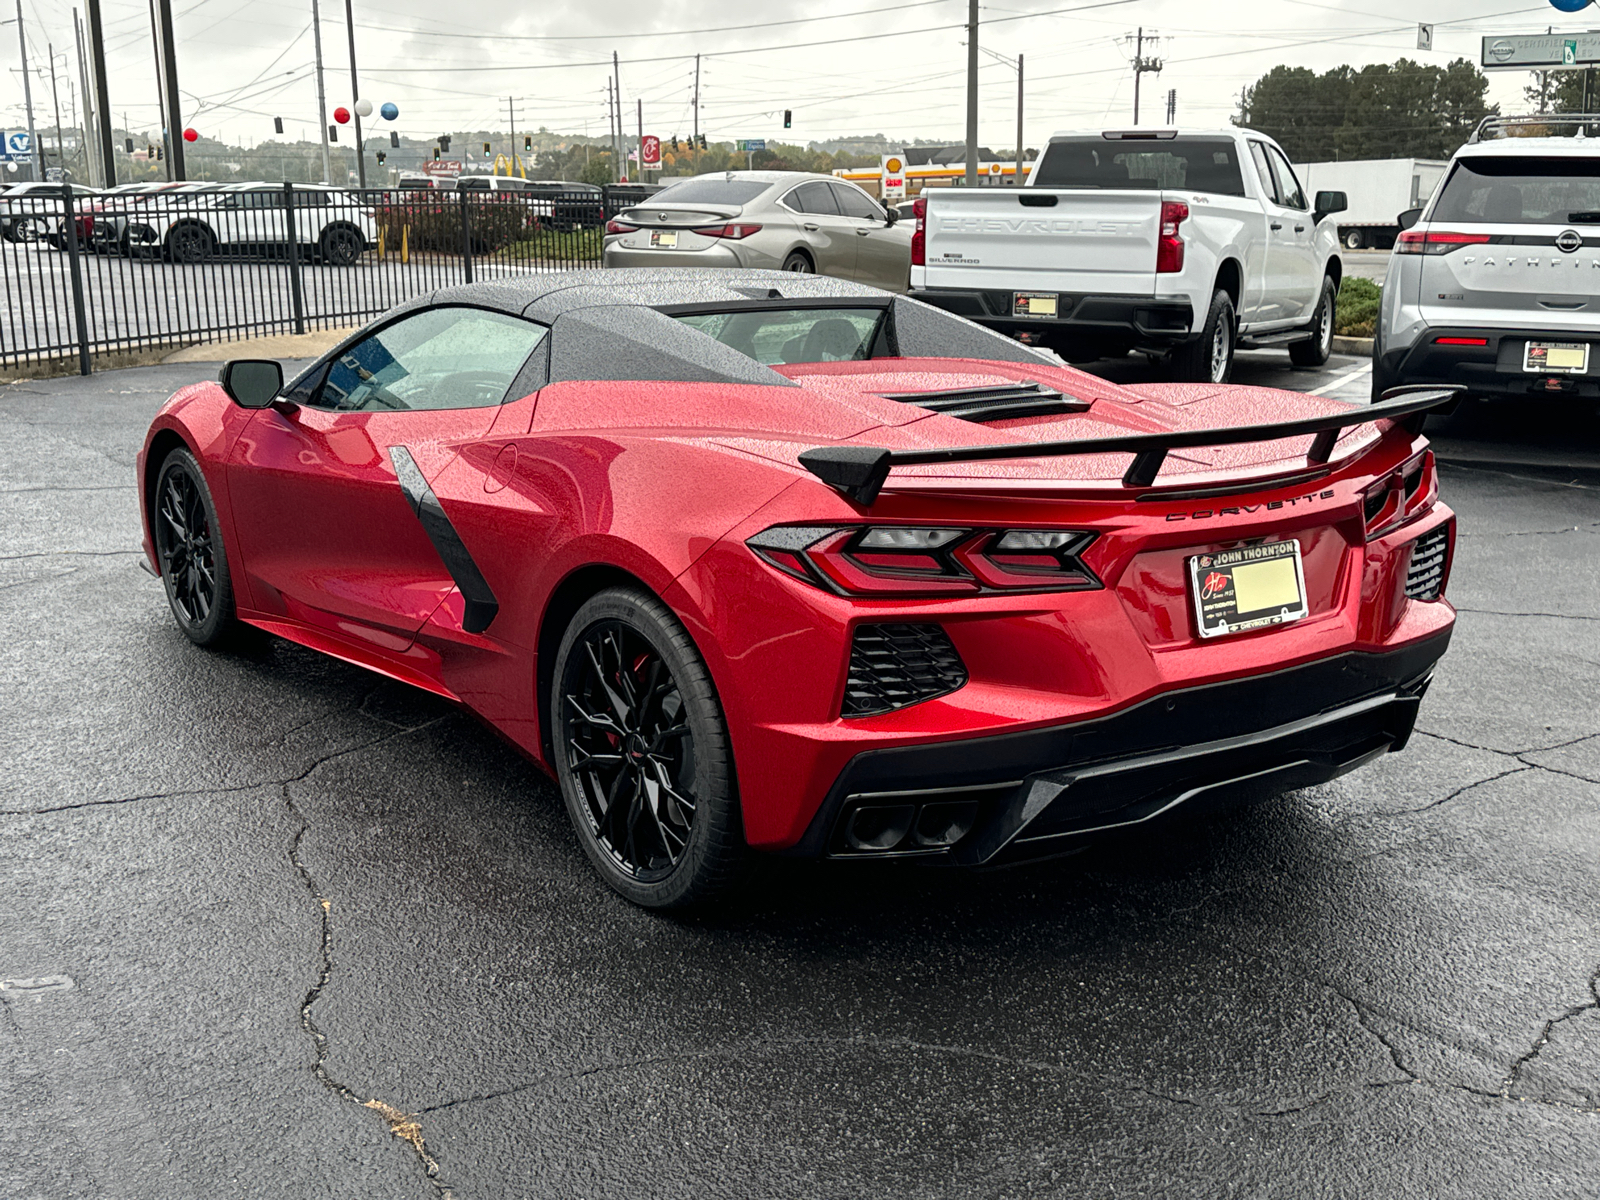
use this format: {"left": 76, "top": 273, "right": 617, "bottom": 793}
{"left": 674, "top": 307, "right": 886, "bottom": 365}
{"left": 651, "top": 179, "right": 771, "bottom": 206}
{"left": 1032, "top": 137, "right": 1246, "bottom": 195}
{"left": 1430, "top": 156, "right": 1600, "bottom": 224}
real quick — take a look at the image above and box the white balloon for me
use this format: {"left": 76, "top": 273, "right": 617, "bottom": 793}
{"left": 353, "top": 98, "right": 373, "bottom": 118}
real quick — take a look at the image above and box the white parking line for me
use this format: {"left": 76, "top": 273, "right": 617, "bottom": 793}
{"left": 1306, "top": 360, "right": 1372, "bottom": 398}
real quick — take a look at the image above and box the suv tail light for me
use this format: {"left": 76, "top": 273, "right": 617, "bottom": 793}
{"left": 911, "top": 196, "right": 926, "bottom": 266}
{"left": 692, "top": 222, "right": 762, "bottom": 239}
{"left": 1395, "top": 229, "right": 1491, "bottom": 255}
{"left": 604, "top": 219, "right": 637, "bottom": 234}
{"left": 1361, "top": 450, "right": 1436, "bottom": 538}
{"left": 1157, "top": 200, "right": 1188, "bottom": 273}
{"left": 747, "top": 525, "right": 1100, "bottom": 596}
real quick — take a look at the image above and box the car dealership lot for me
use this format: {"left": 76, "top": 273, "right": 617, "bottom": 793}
{"left": 1, "top": 361, "right": 1596, "bottom": 1196}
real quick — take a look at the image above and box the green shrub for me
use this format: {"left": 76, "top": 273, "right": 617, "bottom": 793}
{"left": 1336, "top": 276, "right": 1381, "bottom": 338}
{"left": 375, "top": 197, "right": 532, "bottom": 255}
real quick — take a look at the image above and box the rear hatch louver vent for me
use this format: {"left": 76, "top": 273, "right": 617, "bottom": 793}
{"left": 878, "top": 381, "right": 1091, "bottom": 424}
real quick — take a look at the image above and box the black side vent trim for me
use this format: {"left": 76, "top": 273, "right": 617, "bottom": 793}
{"left": 389, "top": 445, "right": 499, "bottom": 634}
{"left": 1404, "top": 526, "right": 1449, "bottom": 602}
{"left": 877, "top": 381, "right": 1091, "bottom": 424}
{"left": 842, "top": 623, "right": 968, "bottom": 718}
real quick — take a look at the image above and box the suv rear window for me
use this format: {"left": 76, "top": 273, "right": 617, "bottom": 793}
{"left": 651, "top": 179, "right": 771, "bottom": 206}
{"left": 1032, "top": 137, "right": 1246, "bottom": 195}
{"left": 1431, "top": 156, "right": 1600, "bottom": 225}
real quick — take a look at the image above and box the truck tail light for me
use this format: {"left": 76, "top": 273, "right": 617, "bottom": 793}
{"left": 1395, "top": 230, "right": 1490, "bottom": 255}
{"left": 911, "top": 196, "right": 926, "bottom": 267}
{"left": 692, "top": 223, "right": 762, "bottom": 239}
{"left": 746, "top": 525, "right": 1099, "bottom": 596}
{"left": 1157, "top": 200, "right": 1188, "bottom": 273}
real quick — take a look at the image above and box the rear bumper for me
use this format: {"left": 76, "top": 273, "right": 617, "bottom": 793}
{"left": 790, "top": 631, "right": 1451, "bottom": 865}
{"left": 1379, "top": 326, "right": 1600, "bottom": 401}
{"left": 909, "top": 287, "right": 1195, "bottom": 350}
{"left": 602, "top": 242, "right": 744, "bottom": 270}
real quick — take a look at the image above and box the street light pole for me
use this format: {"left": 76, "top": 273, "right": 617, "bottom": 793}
{"left": 13, "top": 0, "right": 44, "bottom": 179}
{"left": 1015, "top": 52, "right": 1024, "bottom": 187}
{"left": 84, "top": 0, "right": 115, "bottom": 185}
{"left": 964, "top": 0, "right": 978, "bottom": 186}
{"left": 342, "top": 0, "right": 363, "bottom": 187}
{"left": 310, "top": 0, "right": 331, "bottom": 182}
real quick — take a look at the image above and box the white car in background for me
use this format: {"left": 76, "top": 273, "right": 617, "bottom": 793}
{"left": 120, "top": 182, "right": 375, "bottom": 265}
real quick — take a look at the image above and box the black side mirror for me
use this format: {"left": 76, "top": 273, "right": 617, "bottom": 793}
{"left": 1313, "top": 190, "right": 1348, "bottom": 223}
{"left": 219, "top": 359, "right": 283, "bottom": 408}
{"left": 1397, "top": 207, "right": 1423, "bottom": 231}
{"left": 883, "top": 205, "right": 900, "bottom": 227}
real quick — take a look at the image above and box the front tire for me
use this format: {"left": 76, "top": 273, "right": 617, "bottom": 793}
{"left": 319, "top": 225, "right": 364, "bottom": 267}
{"left": 153, "top": 448, "right": 239, "bottom": 647}
{"left": 1344, "top": 229, "right": 1364, "bottom": 250}
{"left": 1169, "top": 288, "right": 1235, "bottom": 383}
{"left": 1289, "top": 276, "right": 1337, "bottom": 368}
{"left": 166, "top": 224, "right": 215, "bottom": 264}
{"left": 552, "top": 587, "right": 744, "bottom": 909}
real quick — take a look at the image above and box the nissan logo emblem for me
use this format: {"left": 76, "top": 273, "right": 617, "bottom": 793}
{"left": 1490, "top": 39, "right": 1515, "bottom": 63}
{"left": 1557, "top": 229, "right": 1583, "bottom": 253}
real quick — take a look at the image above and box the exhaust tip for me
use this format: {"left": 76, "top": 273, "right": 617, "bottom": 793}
{"left": 844, "top": 804, "right": 915, "bottom": 852}
{"left": 911, "top": 800, "right": 980, "bottom": 848}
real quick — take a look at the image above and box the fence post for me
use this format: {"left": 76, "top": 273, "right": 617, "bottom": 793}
{"left": 283, "top": 181, "right": 306, "bottom": 335}
{"left": 61, "top": 186, "right": 92, "bottom": 376}
{"left": 459, "top": 190, "right": 474, "bottom": 285}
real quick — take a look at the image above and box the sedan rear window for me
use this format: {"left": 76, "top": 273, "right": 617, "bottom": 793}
{"left": 674, "top": 308, "right": 886, "bottom": 365}
{"left": 651, "top": 179, "right": 771, "bottom": 206}
{"left": 1032, "top": 137, "right": 1246, "bottom": 196}
{"left": 1431, "top": 156, "right": 1600, "bottom": 224}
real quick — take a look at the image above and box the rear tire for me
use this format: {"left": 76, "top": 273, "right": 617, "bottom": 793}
{"left": 166, "top": 224, "right": 214, "bottom": 264}
{"left": 1344, "top": 229, "right": 1364, "bottom": 250}
{"left": 1169, "top": 289, "right": 1235, "bottom": 384}
{"left": 319, "top": 224, "right": 364, "bottom": 267}
{"left": 782, "top": 250, "right": 813, "bottom": 273}
{"left": 1289, "top": 276, "right": 1337, "bottom": 368}
{"left": 152, "top": 448, "right": 240, "bottom": 647}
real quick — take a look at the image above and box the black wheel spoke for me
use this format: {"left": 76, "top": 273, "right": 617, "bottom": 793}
{"left": 155, "top": 462, "right": 218, "bottom": 630}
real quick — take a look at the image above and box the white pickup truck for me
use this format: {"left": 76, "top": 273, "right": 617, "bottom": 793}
{"left": 908, "top": 128, "right": 1348, "bottom": 382}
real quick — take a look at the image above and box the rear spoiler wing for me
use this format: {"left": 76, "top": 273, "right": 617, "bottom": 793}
{"left": 798, "top": 385, "right": 1462, "bottom": 505}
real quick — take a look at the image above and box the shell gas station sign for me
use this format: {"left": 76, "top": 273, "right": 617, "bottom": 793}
{"left": 880, "top": 154, "right": 906, "bottom": 200}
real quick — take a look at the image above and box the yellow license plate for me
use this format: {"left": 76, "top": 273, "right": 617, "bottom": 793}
{"left": 1523, "top": 341, "right": 1588, "bottom": 374}
{"left": 1189, "top": 540, "right": 1308, "bottom": 640}
{"left": 650, "top": 230, "right": 678, "bottom": 248}
{"left": 1012, "top": 292, "right": 1058, "bottom": 318}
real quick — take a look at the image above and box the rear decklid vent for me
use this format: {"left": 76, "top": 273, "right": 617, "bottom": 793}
{"left": 1405, "top": 525, "right": 1450, "bottom": 601}
{"left": 878, "top": 381, "right": 1091, "bottom": 424}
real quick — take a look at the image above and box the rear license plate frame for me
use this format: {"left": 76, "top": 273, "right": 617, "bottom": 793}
{"left": 650, "top": 230, "right": 679, "bottom": 248}
{"left": 1189, "top": 540, "right": 1309, "bottom": 640}
{"left": 1012, "top": 291, "right": 1058, "bottom": 318}
{"left": 1523, "top": 340, "right": 1588, "bottom": 374}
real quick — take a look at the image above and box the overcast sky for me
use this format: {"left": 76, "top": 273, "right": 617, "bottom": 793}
{"left": 0, "top": 0, "right": 1592, "bottom": 154}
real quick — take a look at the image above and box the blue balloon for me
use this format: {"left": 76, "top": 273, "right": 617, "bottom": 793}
{"left": 1549, "top": 0, "right": 1592, "bottom": 12}
{"left": 380, "top": 102, "right": 399, "bottom": 121}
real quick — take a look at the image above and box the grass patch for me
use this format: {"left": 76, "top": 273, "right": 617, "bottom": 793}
{"left": 1336, "top": 276, "right": 1381, "bottom": 338}
{"left": 500, "top": 225, "right": 604, "bottom": 263}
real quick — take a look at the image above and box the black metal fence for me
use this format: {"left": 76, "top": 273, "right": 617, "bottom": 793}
{"left": 0, "top": 182, "right": 644, "bottom": 372}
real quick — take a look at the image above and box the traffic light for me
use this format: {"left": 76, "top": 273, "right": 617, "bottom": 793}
{"left": 376, "top": 150, "right": 386, "bottom": 165}
{"left": 783, "top": 110, "right": 792, "bottom": 128}
{"left": 433, "top": 146, "right": 441, "bottom": 161}
{"left": 329, "top": 125, "right": 338, "bottom": 142}
{"left": 524, "top": 134, "right": 532, "bottom": 152}
{"left": 154, "top": 146, "right": 163, "bottom": 160}
{"left": 274, "top": 116, "right": 284, "bottom": 134}
{"left": 439, "top": 134, "right": 450, "bottom": 151}
{"left": 390, "top": 131, "right": 399, "bottom": 148}
{"left": 124, "top": 137, "right": 134, "bottom": 153}
{"left": 671, "top": 136, "right": 679, "bottom": 151}
{"left": 482, "top": 141, "right": 491, "bottom": 156}
{"left": 698, "top": 133, "right": 707, "bottom": 149}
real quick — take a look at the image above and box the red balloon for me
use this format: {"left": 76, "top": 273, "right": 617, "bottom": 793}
{"left": 333, "top": 107, "right": 350, "bottom": 124}
{"left": 182, "top": 127, "right": 199, "bottom": 142}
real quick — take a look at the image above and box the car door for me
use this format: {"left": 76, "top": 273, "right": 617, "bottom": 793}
{"left": 1246, "top": 141, "right": 1287, "bottom": 323}
{"left": 830, "top": 182, "right": 911, "bottom": 290}
{"left": 1263, "top": 145, "right": 1321, "bottom": 322}
{"left": 783, "top": 180, "right": 857, "bottom": 279}
{"left": 225, "top": 305, "right": 549, "bottom": 648}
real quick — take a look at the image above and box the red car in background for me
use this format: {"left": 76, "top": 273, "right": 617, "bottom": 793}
{"left": 137, "top": 270, "right": 1457, "bottom": 908}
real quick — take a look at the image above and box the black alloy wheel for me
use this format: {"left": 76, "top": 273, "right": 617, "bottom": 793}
{"left": 553, "top": 588, "right": 744, "bottom": 908}
{"left": 320, "top": 225, "right": 363, "bottom": 266}
{"left": 167, "top": 224, "right": 214, "bottom": 264}
{"left": 153, "top": 448, "right": 238, "bottom": 646}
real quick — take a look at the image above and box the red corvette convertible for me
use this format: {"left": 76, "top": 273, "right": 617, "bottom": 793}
{"left": 138, "top": 270, "right": 1457, "bottom": 907}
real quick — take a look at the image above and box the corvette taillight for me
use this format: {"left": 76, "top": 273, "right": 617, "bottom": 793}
{"left": 1362, "top": 449, "right": 1436, "bottom": 539}
{"left": 604, "top": 219, "right": 637, "bottom": 234}
{"left": 911, "top": 196, "right": 926, "bottom": 267}
{"left": 693, "top": 223, "right": 762, "bottom": 239}
{"left": 746, "top": 525, "right": 1099, "bottom": 596}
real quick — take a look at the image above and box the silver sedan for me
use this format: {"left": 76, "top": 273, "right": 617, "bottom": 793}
{"left": 602, "top": 170, "right": 912, "bottom": 292}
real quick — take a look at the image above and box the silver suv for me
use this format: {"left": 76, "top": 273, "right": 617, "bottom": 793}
{"left": 1374, "top": 114, "right": 1600, "bottom": 404}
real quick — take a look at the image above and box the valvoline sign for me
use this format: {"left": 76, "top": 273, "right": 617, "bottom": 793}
{"left": 1, "top": 131, "right": 32, "bottom": 161}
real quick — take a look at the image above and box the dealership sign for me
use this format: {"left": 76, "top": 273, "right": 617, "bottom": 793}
{"left": 1483, "top": 32, "right": 1600, "bottom": 68}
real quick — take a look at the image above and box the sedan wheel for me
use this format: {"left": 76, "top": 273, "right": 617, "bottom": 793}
{"left": 782, "top": 251, "right": 813, "bottom": 273}
{"left": 320, "top": 225, "right": 363, "bottom": 267}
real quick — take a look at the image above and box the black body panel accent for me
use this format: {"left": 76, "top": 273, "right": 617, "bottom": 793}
{"left": 784, "top": 632, "right": 1453, "bottom": 862}
{"left": 1378, "top": 326, "right": 1600, "bottom": 401}
{"left": 909, "top": 287, "right": 1196, "bottom": 349}
{"left": 388, "top": 445, "right": 500, "bottom": 635}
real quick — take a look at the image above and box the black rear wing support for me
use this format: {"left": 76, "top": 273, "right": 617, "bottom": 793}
{"left": 797, "top": 386, "right": 1463, "bottom": 506}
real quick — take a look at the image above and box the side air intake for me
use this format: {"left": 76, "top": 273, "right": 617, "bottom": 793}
{"left": 841, "top": 623, "right": 967, "bottom": 717}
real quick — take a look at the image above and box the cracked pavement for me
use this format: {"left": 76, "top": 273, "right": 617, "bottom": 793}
{"left": 1, "top": 362, "right": 1597, "bottom": 1198}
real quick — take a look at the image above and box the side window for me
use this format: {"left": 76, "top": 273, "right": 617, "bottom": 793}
{"left": 780, "top": 187, "right": 807, "bottom": 213}
{"left": 1266, "top": 148, "right": 1307, "bottom": 210}
{"left": 832, "top": 183, "right": 883, "bottom": 221}
{"left": 313, "top": 307, "right": 549, "bottom": 413}
{"left": 1249, "top": 143, "right": 1280, "bottom": 206}
{"left": 792, "top": 180, "right": 840, "bottom": 215}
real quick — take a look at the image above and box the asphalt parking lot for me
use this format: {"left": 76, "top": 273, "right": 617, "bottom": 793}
{"left": 2, "top": 355, "right": 1597, "bottom": 1198}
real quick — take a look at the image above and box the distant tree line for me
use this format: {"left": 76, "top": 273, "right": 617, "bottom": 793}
{"left": 1236, "top": 58, "right": 1496, "bottom": 161}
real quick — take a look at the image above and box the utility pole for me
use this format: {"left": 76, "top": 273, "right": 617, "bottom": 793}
{"left": 343, "top": 0, "right": 363, "bottom": 187}
{"left": 152, "top": 0, "right": 184, "bottom": 178}
{"left": 47, "top": 43, "right": 64, "bottom": 172}
{"left": 612, "top": 50, "right": 622, "bottom": 182}
{"left": 1165, "top": 87, "right": 1176, "bottom": 124}
{"left": 606, "top": 77, "right": 615, "bottom": 179}
{"left": 1129, "top": 27, "right": 1162, "bottom": 125}
{"left": 636, "top": 96, "right": 642, "bottom": 182}
{"left": 84, "top": 0, "right": 114, "bottom": 185}
{"left": 13, "top": 0, "right": 43, "bottom": 179}
{"left": 310, "top": 0, "right": 331, "bottom": 182}
{"left": 74, "top": 9, "right": 99, "bottom": 183}
{"left": 505, "top": 96, "right": 519, "bottom": 176}
{"left": 1015, "top": 52, "right": 1024, "bottom": 187}
{"left": 692, "top": 53, "right": 700, "bottom": 145}
{"left": 964, "top": 0, "right": 978, "bottom": 186}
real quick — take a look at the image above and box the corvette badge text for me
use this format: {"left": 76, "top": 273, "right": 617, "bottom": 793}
{"left": 1165, "top": 489, "right": 1337, "bottom": 521}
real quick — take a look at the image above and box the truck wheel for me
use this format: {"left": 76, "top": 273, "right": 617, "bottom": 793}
{"left": 1170, "top": 289, "right": 1235, "bottom": 384}
{"left": 1344, "top": 229, "right": 1364, "bottom": 250}
{"left": 1289, "top": 277, "right": 1337, "bottom": 369}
